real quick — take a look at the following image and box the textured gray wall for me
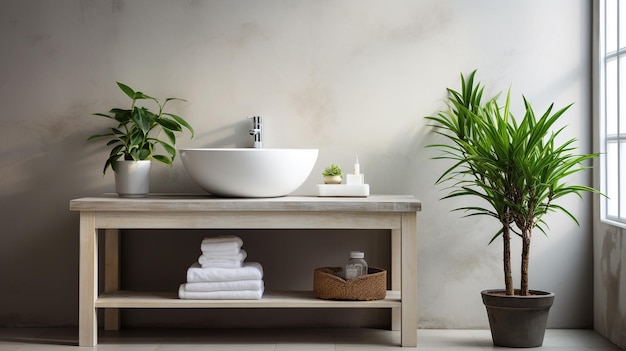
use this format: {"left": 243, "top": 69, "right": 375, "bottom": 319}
{"left": 591, "top": 0, "right": 626, "bottom": 347}
{"left": 0, "top": 0, "right": 595, "bottom": 329}
{"left": 593, "top": 225, "right": 626, "bottom": 349}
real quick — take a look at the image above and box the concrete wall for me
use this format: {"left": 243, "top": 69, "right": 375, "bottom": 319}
{"left": 0, "top": 0, "right": 595, "bottom": 329}
{"left": 592, "top": 1, "right": 626, "bottom": 348}
{"left": 593, "top": 224, "right": 626, "bottom": 348}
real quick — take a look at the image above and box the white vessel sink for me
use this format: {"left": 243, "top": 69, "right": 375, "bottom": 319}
{"left": 180, "top": 148, "right": 319, "bottom": 197}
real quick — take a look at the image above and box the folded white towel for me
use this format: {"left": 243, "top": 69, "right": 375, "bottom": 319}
{"left": 178, "top": 285, "right": 264, "bottom": 300}
{"left": 202, "top": 247, "right": 241, "bottom": 256}
{"left": 201, "top": 235, "right": 243, "bottom": 252}
{"left": 186, "top": 262, "right": 264, "bottom": 283}
{"left": 181, "top": 279, "right": 264, "bottom": 292}
{"left": 198, "top": 249, "right": 247, "bottom": 268}
{"left": 199, "top": 249, "right": 247, "bottom": 260}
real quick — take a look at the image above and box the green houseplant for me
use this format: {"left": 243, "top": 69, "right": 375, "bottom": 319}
{"left": 322, "top": 164, "right": 343, "bottom": 184}
{"left": 426, "top": 71, "right": 600, "bottom": 347}
{"left": 88, "top": 82, "right": 194, "bottom": 197}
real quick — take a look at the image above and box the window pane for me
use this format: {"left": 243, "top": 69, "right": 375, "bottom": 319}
{"left": 620, "top": 56, "right": 626, "bottom": 134}
{"left": 620, "top": 142, "right": 626, "bottom": 219}
{"left": 607, "top": 141, "right": 619, "bottom": 218}
{"left": 607, "top": 57, "right": 618, "bottom": 135}
{"left": 608, "top": 0, "right": 618, "bottom": 53}
{"left": 621, "top": 0, "right": 626, "bottom": 50}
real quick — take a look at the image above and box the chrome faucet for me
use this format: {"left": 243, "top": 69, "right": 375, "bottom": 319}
{"left": 248, "top": 116, "right": 263, "bottom": 148}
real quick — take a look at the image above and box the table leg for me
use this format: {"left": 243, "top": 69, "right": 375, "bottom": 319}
{"left": 401, "top": 212, "right": 417, "bottom": 347}
{"left": 79, "top": 211, "right": 97, "bottom": 346}
{"left": 391, "top": 228, "right": 401, "bottom": 331}
{"left": 104, "top": 229, "right": 120, "bottom": 330}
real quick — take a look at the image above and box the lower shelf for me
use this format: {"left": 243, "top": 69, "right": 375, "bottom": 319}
{"left": 96, "top": 290, "right": 402, "bottom": 308}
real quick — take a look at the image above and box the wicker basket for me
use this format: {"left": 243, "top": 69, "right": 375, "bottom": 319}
{"left": 313, "top": 267, "right": 387, "bottom": 301}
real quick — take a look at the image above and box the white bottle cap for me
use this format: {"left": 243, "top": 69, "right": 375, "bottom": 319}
{"left": 350, "top": 251, "right": 364, "bottom": 258}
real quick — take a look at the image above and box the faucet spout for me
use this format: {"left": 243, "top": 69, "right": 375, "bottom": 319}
{"left": 248, "top": 116, "right": 263, "bottom": 148}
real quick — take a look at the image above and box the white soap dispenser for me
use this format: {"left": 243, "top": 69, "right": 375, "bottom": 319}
{"left": 346, "top": 156, "right": 364, "bottom": 185}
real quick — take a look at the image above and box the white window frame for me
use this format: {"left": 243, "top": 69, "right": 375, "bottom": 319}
{"left": 597, "top": 0, "right": 626, "bottom": 228}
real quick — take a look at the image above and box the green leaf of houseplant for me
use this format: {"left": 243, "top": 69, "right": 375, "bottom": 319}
{"left": 164, "top": 112, "right": 195, "bottom": 137}
{"left": 153, "top": 139, "right": 176, "bottom": 158}
{"left": 116, "top": 82, "right": 136, "bottom": 100}
{"left": 152, "top": 154, "right": 172, "bottom": 165}
{"left": 156, "top": 117, "right": 182, "bottom": 132}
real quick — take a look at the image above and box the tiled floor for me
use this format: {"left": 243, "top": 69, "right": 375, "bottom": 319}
{"left": 0, "top": 328, "right": 622, "bottom": 350}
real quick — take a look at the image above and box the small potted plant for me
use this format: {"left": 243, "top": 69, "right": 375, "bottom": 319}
{"left": 426, "top": 71, "right": 600, "bottom": 347}
{"left": 87, "top": 82, "right": 194, "bottom": 197}
{"left": 322, "top": 164, "right": 343, "bottom": 184}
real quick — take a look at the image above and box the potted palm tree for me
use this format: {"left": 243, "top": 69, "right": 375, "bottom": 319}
{"left": 87, "top": 82, "right": 194, "bottom": 197}
{"left": 426, "top": 71, "right": 600, "bottom": 347}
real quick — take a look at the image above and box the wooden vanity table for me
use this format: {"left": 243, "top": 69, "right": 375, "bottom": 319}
{"left": 70, "top": 194, "right": 421, "bottom": 347}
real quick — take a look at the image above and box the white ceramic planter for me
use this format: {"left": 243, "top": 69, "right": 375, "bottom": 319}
{"left": 114, "top": 160, "right": 151, "bottom": 198}
{"left": 323, "top": 175, "right": 342, "bottom": 184}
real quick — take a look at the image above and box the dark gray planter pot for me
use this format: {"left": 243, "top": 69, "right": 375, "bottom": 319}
{"left": 481, "top": 289, "right": 555, "bottom": 348}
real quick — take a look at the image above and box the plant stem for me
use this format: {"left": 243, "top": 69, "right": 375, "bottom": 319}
{"left": 520, "top": 229, "right": 531, "bottom": 296}
{"left": 503, "top": 224, "right": 514, "bottom": 295}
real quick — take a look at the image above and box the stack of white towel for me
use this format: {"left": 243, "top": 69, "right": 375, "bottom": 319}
{"left": 178, "top": 235, "right": 265, "bottom": 300}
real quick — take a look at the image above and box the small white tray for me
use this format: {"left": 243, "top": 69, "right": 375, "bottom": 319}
{"left": 316, "top": 184, "right": 370, "bottom": 197}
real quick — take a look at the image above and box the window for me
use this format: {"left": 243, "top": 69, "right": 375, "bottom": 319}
{"left": 598, "top": 0, "right": 626, "bottom": 227}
